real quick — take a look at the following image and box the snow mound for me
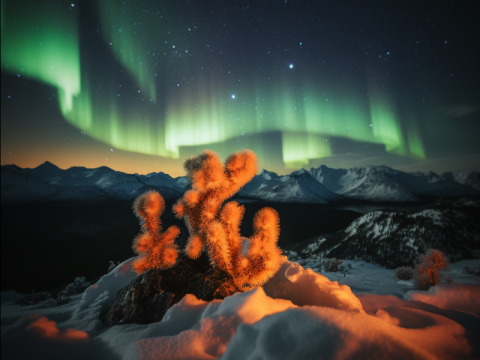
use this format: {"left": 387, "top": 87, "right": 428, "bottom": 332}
{"left": 404, "top": 284, "right": 480, "bottom": 316}
{"left": 222, "top": 306, "right": 469, "bottom": 360}
{"left": 76, "top": 257, "right": 137, "bottom": 314}
{"left": 2, "top": 260, "right": 479, "bottom": 360}
{"left": 133, "top": 287, "right": 296, "bottom": 359}
{"left": 263, "top": 261, "right": 364, "bottom": 312}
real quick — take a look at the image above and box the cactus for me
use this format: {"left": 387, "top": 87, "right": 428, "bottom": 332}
{"left": 132, "top": 190, "right": 180, "bottom": 274}
{"left": 174, "top": 149, "right": 283, "bottom": 289}
{"left": 131, "top": 150, "right": 284, "bottom": 290}
{"left": 173, "top": 150, "right": 258, "bottom": 259}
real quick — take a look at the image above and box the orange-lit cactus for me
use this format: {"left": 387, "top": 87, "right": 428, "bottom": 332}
{"left": 174, "top": 149, "right": 284, "bottom": 289}
{"left": 207, "top": 203, "right": 282, "bottom": 289}
{"left": 173, "top": 150, "right": 258, "bottom": 259}
{"left": 132, "top": 190, "right": 180, "bottom": 274}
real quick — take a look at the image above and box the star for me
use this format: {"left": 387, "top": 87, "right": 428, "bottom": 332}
{"left": 289, "top": 64, "right": 294, "bottom": 69}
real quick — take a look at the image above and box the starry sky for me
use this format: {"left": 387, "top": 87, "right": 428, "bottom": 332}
{"left": 1, "top": 0, "right": 479, "bottom": 177}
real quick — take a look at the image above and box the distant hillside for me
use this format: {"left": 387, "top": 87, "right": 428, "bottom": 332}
{"left": 285, "top": 198, "right": 480, "bottom": 268}
{"left": 1, "top": 162, "right": 183, "bottom": 203}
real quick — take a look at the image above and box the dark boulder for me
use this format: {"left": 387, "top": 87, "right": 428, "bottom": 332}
{"left": 100, "top": 252, "right": 241, "bottom": 326}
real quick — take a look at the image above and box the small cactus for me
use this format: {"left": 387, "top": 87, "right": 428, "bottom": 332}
{"left": 132, "top": 191, "right": 180, "bottom": 274}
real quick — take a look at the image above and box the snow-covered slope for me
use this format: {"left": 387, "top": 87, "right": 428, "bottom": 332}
{"left": 286, "top": 198, "right": 480, "bottom": 268}
{"left": 304, "top": 164, "right": 479, "bottom": 202}
{"left": 443, "top": 171, "right": 480, "bottom": 192}
{"left": 43, "top": 166, "right": 116, "bottom": 186}
{"left": 171, "top": 176, "right": 190, "bottom": 191}
{"left": 308, "top": 165, "right": 348, "bottom": 193}
{"left": 239, "top": 165, "right": 479, "bottom": 203}
{"left": 335, "top": 167, "right": 419, "bottom": 202}
{"left": 243, "top": 172, "right": 344, "bottom": 203}
{"left": 239, "top": 169, "right": 285, "bottom": 193}
{"left": 94, "top": 171, "right": 153, "bottom": 200}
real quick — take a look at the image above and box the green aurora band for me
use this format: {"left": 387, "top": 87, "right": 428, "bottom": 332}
{"left": 96, "top": 0, "right": 159, "bottom": 103}
{"left": 1, "top": 0, "right": 425, "bottom": 170}
{"left": 1, "top": 1, "right": 80, "bottom": 113}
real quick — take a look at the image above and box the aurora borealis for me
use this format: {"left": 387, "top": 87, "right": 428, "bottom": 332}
{"left": 1, "top": 0, "right": 479, "bottom": 176}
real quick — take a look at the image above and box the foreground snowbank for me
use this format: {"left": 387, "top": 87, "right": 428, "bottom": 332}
{"left": 2, "top": 259, "right": 479, "bottom": 360}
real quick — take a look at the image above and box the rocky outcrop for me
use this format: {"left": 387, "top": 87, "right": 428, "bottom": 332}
{"left": 100, "top": 252, "right": 241, "bottom": 326}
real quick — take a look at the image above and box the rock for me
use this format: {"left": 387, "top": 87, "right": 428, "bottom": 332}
{"left": 101, "top": 274, "right": 174, "bottom": 326}
{"left": 100, "top": 252, "right": 241, "bottom": 326}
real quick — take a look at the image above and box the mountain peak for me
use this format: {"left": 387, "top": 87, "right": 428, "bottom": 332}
{"left": 290, "top": 170, "right": 314, "bottom": 180}
{"left": 30, "top": 161, "right": 62, "bottom": 176}
{"left": 39, "top": 161, "right": 59, "bottom": 169}
{"left": 259, "top": 169, "right": 279, "bottom": 180}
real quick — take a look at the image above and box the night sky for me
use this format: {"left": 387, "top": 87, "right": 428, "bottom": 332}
{"left": 1, "top": 0, "right": 479, "bottom": 177}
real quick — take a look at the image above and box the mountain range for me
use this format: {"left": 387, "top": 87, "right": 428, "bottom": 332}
{"left": 1, "top": 161, "right": 479, "bottom": 204}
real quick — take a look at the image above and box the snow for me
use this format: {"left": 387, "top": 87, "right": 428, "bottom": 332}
{"left": 242, "top": 172, "right": 342, "bottom": 204}
{"left": 222, "top": 304, "right": 471, "bottom": 360}
{"left": 303, "top": 237, "right": 326, "bottom": 253}
{"left": 307, "top": 164, "right": 479, "bottom": 202}
{"left": 408, "top": 209, "right": 445, "bottom": 227}
{"left": 334, "top": 167, "right": 420, "bottom": 202}
{"left": 264, "top": 262, "right": 364, "bottom": 312}
{"left": 76, "top": 257, "right": 138, "bottom": 313}
{"left": 404, "top": 284, "right": 480, "bottom": 316}
{"left": 2, "top": 257, "right": 479, "bottom": 359}
{"left": 287, "top": 257, "right": 480, "bottom": 298}
{"left": 1, "top": 290, "right": 25, "bottom": 305}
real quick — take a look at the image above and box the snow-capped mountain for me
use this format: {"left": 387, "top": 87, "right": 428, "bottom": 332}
{"left": 307, "top": 165, "right": 347, "bottom": 193}
{"left": 304, "top": 164, "right": 479, "bottom": 202}
{"left": 1, "top": 161, "right": 478, "bottom": 204}
{"left": 443, "top": 171, "right": 480, "bottom": 192}
{"left": 239, "top": 170, "right": 343, "bottom": 203}
{"left": 240, "top": 169, "right": 284, "bottom": 193}
{"left": 286, "top": 198, "right": 480, "bottom": 268}
{"left": 333, "top": 167, "right": 419, "bottom": 202}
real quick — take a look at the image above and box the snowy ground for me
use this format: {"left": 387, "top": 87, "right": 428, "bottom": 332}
{"left": 293, "top": 257, "right": 480, "bottom": 298}
{"left": 2, "top": 257, "right": 479, "bottom": 360}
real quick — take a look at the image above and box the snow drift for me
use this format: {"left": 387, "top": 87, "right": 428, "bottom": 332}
{"left": 2, "top": 258, "right": 479, "bottom": 360}
{"left": 404, "top": 284, "right": 480, "bottom": 316}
